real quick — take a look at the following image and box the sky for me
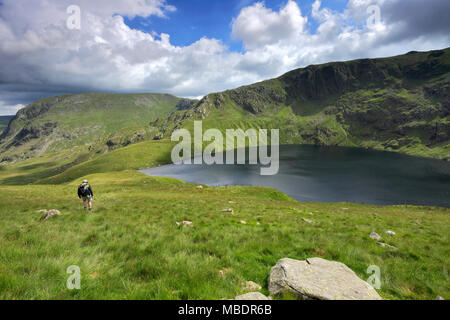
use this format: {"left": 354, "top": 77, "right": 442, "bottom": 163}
{"left": 0, "top": 0, "right": 449, "bottom": 115}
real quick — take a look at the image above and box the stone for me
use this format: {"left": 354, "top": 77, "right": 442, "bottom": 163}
{"left": 268, "top": 257, "right": 382, "bottom": 300}
{"left": 183, "top": 221, "right": 193, "bottom": 227}
{"left": 370, "top": 232, "right": 381, "bottom": 241}
{"left": 244, "top": 281, "right": 262, "bottom": 292}
{"left": 302, "top": 218, "right": 313, "bottom": 224}
{"left": 40, "top": 209, "right": 61, "bottom": 221}
{"left": 385, "top": 230, "right": 396, "bottom": 236}
{"left": 235, "top": 292, "right": 270, "bottom": 300}
{"left": 240, "top": 220, "right": 247, "bottom": 225}
{"left": 372, "top": 212, "right": 378, "bottom": 217}
{"left": 196, "top": 185, "right": 204, "bottom": 189}
{"left": 377, "top": 242, "right": 398, "bottom": 250}
{"left": 221, "top": 209, "right": 234, "bottom": 214}
{"left": 435, "top": 296, "right": 445, "bottom": 300}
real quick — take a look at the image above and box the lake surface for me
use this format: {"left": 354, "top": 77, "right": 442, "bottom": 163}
{"left": 141, "top": 145, "right": 450, "bottom": 207}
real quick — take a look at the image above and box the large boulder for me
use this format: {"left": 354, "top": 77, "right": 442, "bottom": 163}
{"left": 268, "top": 258, "right": 382, "bottom": 300}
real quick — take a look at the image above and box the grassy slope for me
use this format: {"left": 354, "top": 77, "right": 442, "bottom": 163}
{"left": 0, "top": 93, "right": 181, "bottom": 160}
{"left": 0, "top": 170, "right": 448, "bottom": 300}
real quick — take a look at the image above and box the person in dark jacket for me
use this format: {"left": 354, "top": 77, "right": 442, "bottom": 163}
{"left": 78, "top": 179, "right": 94, "bottom": 211}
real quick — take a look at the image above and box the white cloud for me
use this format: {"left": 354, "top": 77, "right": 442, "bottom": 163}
{"left": 0, "top": 0, "right": 449, "bottom": 114}
{"left": 232, "top": 0, "right": 307, "bottom": 49}
{"left": 0, "top": 103, "right": 25, "bottom": 116}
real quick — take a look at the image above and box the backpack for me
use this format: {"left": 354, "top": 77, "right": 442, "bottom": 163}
{"left": 79, "top": 184, "right": 91, "bottom": 197}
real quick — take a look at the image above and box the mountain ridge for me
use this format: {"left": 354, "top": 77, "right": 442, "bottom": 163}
{"left": 151, "top": 47, "right": 449, "bottom": 160}
{"left": 0, "top": 48, "right": 449, "bottom": 185}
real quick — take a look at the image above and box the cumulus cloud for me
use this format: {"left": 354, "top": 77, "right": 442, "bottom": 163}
{"left": 0, "top": 0, "right": 449, "bottom": 115}
{"left": 232, "top": 0, "right": 307, "bottom": 49}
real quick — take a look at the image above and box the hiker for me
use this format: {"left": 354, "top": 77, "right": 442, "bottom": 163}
{"left": 78, "top": 179, "right": 94, "bottom": 211}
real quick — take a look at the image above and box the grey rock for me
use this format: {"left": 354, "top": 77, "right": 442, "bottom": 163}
{"left": 302, "top": 218, "right": 313, "bottom": 224}
{"left": 370, "top": 232, "right": 381, "bottom": 241}
{"left": 385, "top": 230, "right": 396, "bottom": 236}
{"left": 244, "top": 281, "right": 262, "bottom": 292}
{"left": 40, "top": 209, "right": 61, "bottom": 221}
{"left": 435, "top": 296, "right": 445, "bottom": 300}
{"left": 377, "top": 242, "right": 398, "bottom": 250}
{"left": 268, "top": 257, "right": 382, "bottom": 300}
{"left": 196, "top": 185, "right": 204, "bottom": 189}
{"left": 235, "top": 292, "right": 270, "bottom": 300}
{"left": 176, "top": 221, "right": 193, "bottom": 227}
{"left": 221, "top": 209, "right": 234, "bottom": 214}
{"left": 183, "top": 221, "right": 193, "bottom": 227}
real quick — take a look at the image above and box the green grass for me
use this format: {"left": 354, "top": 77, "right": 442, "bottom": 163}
{"left": 0, "top": 170, "right": 448, "bottom": 300}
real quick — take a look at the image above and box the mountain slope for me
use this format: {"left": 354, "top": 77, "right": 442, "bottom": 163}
{"left": 152, "top": 48, "right": 450, "bottom": 160}
{"left": 0, "top": 116, "right": 13, "bottom": 134}
{"left": 0, "top": 49, "right": 448, "bottom": 186}
{"left": 0, "top": 93, "right": 186, "bottom": 162}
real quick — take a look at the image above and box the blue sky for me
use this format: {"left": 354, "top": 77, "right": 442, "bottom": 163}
{"left": 123, "top": 0, "right": 346, "bottom": 52}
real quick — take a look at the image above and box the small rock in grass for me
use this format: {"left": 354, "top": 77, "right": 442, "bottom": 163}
{"left": 196, "top": 185, "right": 204, "bottom": 189}
{"left": 175, "top": 222, "right": 181, "bottom": 227}
{"left": 342, "top": 208, "right": 349, "bottom": 210}
{"left": 370, "top": 232, "right": 381, "bottom": 241}
{"left": 435, "top": 296, "right": 445, "bottom": 300}
{"left": 244, "top": 281, "right": 262, "bottom": 292}
{"left": 385, "top": 230, "right": 396, "bottom": 236}
{"left": 221, "top": 209, "right": 234, "bottom": 214}
{"left": 218, "top": 270, "right": 225, "bottom": 278}
{"left": 377, "top": 242, "right": 398, "bottom": 250}
{"left": 40, "top": 209, "right": 61, "bottom": 221}
{"left": 372, "top": 212, "right": 378, "bottom": 217}
{"left": 183, "top": 221, "right": 193, "bottom": 227}
{"left": 228, "top": 201, "right": 236, "bottom": 204}
{"left": 240, "top": 220, "right": 247, "bottom": 225}
{"left": 302, "top": 218, "right": 313, "bottom": 224}
{"left": 308, "top": 212, "right": 314, "bottom": 216}
{"left": 235, "top": 292, "right": 270, "bottom": 300}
